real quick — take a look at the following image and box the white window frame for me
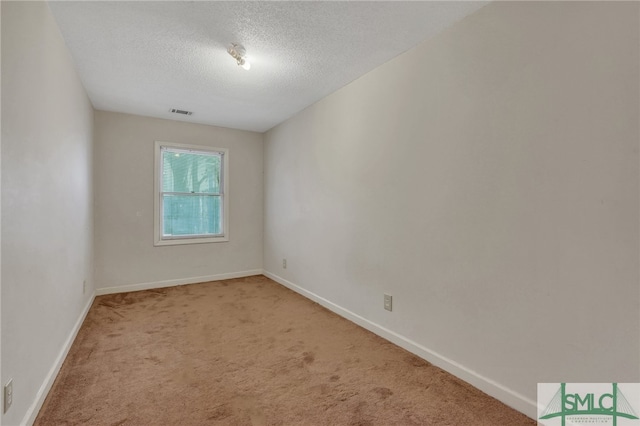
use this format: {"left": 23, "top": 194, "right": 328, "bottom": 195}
{"left": 154, "top": 141, "right": 229, "bottom": 246}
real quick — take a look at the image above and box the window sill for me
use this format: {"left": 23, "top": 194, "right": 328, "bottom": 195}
{"left": 154, "top": 236, "right": 229, "bottom": 246}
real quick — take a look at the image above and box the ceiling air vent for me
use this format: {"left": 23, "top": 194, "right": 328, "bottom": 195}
{"left": 169, "top": 108, "right": 193, "bottom": 116}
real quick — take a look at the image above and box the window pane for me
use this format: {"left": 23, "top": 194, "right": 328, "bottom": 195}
{"left": 162, "top": 195, "right": 222, "bottom": 236}
{"left": 162, "top": 150, "right": 221, "bottom": 194}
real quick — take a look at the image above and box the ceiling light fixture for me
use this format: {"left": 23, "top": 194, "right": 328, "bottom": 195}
{"left": 227, "top": 43, "right": 251, "bottom": 71}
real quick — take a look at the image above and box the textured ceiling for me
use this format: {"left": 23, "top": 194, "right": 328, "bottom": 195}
{"left": 49, "top": 1, "right": 487, "bottom": 132}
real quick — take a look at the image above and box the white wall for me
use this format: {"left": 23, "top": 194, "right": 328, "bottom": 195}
{"left": 1, "top": 2, "right": 95, "bottom": 425}
{"left": 0, "top": 4, "right": 3, "bottom": 424}
{"left": 263, "top": 1, "right": 639, "bottom": 418}
{"left": 94, "top": 111, "right": 263, "bottom": 293}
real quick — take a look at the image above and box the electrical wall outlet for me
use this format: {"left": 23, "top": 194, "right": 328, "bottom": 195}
{"left": 4, "top": 379, "right": 13, "bottom": 413}
{"left": 283, "top": 258, "right": 287, "bottom": 269}
{"left": 384, "top": 294, "right": 393, "bottom": 311}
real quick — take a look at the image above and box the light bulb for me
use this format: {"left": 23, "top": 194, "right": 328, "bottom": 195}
{"left": 228, "top": 43, "right": 250, "bottom": 71}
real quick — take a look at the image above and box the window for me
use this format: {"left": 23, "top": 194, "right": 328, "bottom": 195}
{"left": 154, "top": 141, "right": 229, "bottom": 245}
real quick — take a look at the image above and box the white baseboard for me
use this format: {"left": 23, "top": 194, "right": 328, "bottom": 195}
{"left": 263, "top": 270, "right": 537, "bottom": 420}
{"left": 95, "top": 269, "right": 264, "bottom": 296}
{"left": 22, "top": 293, "right": 96, "bottom": 426}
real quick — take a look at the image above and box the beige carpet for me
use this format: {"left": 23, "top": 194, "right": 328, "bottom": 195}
{"left": 36, "top": 275, "right": 534, "bottom": 425}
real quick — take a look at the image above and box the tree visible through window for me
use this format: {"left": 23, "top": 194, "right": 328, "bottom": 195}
{"left": 155, "top": 142, "right": 229, "bottom": 245}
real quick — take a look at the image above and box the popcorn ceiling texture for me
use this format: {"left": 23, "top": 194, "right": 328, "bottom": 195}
{"left": 48, "top": 1, "right": 486, "bottom": 132}
{"left": 35, "top": 276, "right": 533, "bottom": 425}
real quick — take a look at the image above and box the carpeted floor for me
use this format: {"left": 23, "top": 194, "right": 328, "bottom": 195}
{"left": 36, "top": 275, "right": 534, "bottom": 425}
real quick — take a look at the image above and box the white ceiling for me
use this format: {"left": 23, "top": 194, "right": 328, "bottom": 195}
{"left": 49, "top": 1, "right": 487, "bottom": 133}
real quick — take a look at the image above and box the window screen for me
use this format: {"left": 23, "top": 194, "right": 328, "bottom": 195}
{"left": 158, "top": 145, "right": 226, "bottom": 242}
